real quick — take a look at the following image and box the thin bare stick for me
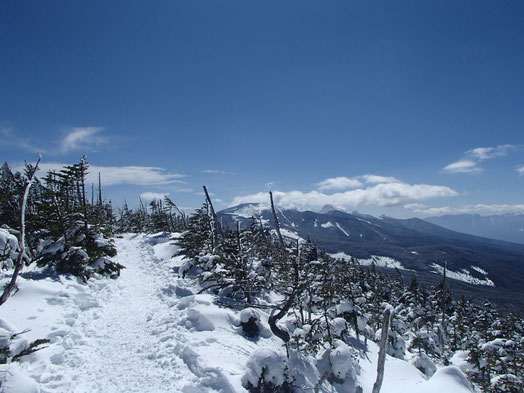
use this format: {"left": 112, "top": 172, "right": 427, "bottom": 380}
{"left": 0, "top": 155, "right": 41, "bottom": 306}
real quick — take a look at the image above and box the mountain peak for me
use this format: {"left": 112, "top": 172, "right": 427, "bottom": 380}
{"left": 319, "top": 204, "right": 337, "bottom": 214}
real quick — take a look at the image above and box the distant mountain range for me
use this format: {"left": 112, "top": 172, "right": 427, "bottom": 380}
{"left": 424, "top": 213, "right": 524, "bottom": 245}
{"left": 218, "top": 203, "right": 524, "bottom": 313}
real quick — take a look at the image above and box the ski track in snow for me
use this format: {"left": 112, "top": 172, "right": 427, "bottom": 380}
{"left": 33, "top": 234, "right": 204, "bottom": 393}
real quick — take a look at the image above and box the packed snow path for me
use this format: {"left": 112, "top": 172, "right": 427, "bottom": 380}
{"left": 2, "top": 233, "right": 250, "bottom": 392}
{"left": 22, "top": 233, "right": 206, "bottom": 392}
{"left": 51, "top": 234, "right": 194, "bottom": 392}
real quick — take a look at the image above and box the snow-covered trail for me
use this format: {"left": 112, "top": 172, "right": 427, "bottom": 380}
{"left": 1, "top": 233, "right": 246, "bottom": 392}
{"left": 10, "top": 233, "right": 218, "bottom": 393}
{"left": 53, "top": 234, "right": 194, "bottom": 392}
{"left": 1, "top": 233, "right": 474, "bottom": 393}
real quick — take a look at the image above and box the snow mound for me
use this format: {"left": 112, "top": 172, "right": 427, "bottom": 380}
{"left": 242, "top": 348, "right": 291, "bottom": 390}
{"left": 317, "top": 340, "right": 359, "bottom": 382}
{"left": 423, "top": 366, "right": 473, "bottom": 393}
{"left": 411, "top": 352, "right": 436, "bottom": 377}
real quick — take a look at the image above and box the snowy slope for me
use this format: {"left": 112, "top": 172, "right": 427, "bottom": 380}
{"left": 0, "top": 234, "right": 474, "bottom": 393}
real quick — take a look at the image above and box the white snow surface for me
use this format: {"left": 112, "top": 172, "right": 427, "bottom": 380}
{"left": 359, "top": 255, "right": 410, "bottom": 271}
{"left": 278, "top": 228, "right": 305, "bottom": 243}
{"left": 0, "top": 233, "right": 475, "bottom": 392}
{"left": 330, "top": 252, "right": 411, "bottom": 271}
{"left": 431, "top": 263, "right": 495, "bottom": 287}
{"left": 335, "top": 223, "right": 350, "bottom": 237}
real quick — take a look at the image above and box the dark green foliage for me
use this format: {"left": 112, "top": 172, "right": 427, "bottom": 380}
{"left": 115, "top": 197, "right": 186, "bottom": 234}
{"left": 31, "top": 159, "right": 122, "bottom": 280}
{"left": 176, "top": 204, "right": 213, "bottom": 261}
{"left": 0, "top": 163, "right": 25, "bottom": 230}
{"left": 0, "top": 158, "right": 123, "bottom": 280}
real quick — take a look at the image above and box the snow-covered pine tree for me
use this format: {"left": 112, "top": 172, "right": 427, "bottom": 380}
{"left": 34, "top": 159, "right": 121, "bottom": 279}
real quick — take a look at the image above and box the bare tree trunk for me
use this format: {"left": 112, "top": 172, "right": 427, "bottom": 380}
{"left": 268, "top": 295, "right": 294, "bottom": 344}
{"left": 79, "top": 157, "right": 91, "bottom": 255}
{"left": 269, "top": 191, "right": 284, "bottom": 245}
{"left": 268, "top": 239, "right": 300, "bottom": 345}
{"left": 203, "top": 185, "right": 223, "bottom": 244}
{"left": 98, "top": 172, "right": 102, "bottom": 206}
{"left": 439, "top": 261, "right": 447, "bottom": 358}
{"left": 441, "top": 261, "right": 447, "bottom": 327}
{"left": 237, "top": 221, "right": 251, "bottom": 303}
{"left": 314, "top": 373, "right": 327, "bottom": 393}
{"left": 0, "top": 155, "right": 41, "bottom": 306}
{"left": 372, "top": 307, "right": 392, "bottom": 393}
{"left": 165, "top": 196, "right": 187, "bottom": 227}
{"left": 347, "top": 282, "right": 360, "bottom": 341}
{"left": 237, "top": 221, "right": 243, "bottom": 263}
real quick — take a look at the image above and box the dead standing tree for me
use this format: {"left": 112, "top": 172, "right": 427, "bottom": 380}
{"left": 269, "top": 191, "right": 284, "bottom": 246}
{"left": 439, "top": 261, "right": 448, "bottom": 359}
{"left": 203, "top": 185, "right": 223, "bottom": 249}
{"left": 165, "top": 196, "right": 187, "bottom": 227}
{"left": 372, "top": 306, "right": 393, "bottom": 393}
{"left": 267, "top": 191, "right": 300, "bottom": 350}
{"left": 0, "top": 155, "right": 41, "bottom": 306}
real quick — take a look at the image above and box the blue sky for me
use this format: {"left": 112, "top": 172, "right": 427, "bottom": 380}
{"left": 1, "top": 0, "right": 524, "bottom": 217}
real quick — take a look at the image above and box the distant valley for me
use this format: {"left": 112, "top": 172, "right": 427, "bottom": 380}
{"left": 425, "top": 213, "right": 524, "bottom": 245}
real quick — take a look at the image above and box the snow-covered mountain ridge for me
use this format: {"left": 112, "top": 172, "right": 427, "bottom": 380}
{"left": 219, "top": 203, "right": 524, "bottom": 313}
{"left": 0, "top": 233, "right": 478, "bottom": 393}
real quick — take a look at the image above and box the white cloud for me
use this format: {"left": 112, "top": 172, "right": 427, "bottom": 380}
{"left": 140, "top": 192, "right": 169, "bottom": 201}
{"left": 231, "top": 182, "right": 457, "bottom": 211}
{"left": 443, "top": 144, "right": 517, "bottom": 175}
{"left": 362, "top": 174, "right": 400, "bottom": 184}
{"left": 20, "top": 162, "right": 186, "bottom": 186}
{"left": 407, "top": 203, "right": 524, "bottom": 216}
{"left": 60, "top": 127, "right": 107, "bottom": 153}
{"left": 466, "top": 144, "right": 515, "bottom": 161}
{"left": 316, "top": 176, "right": 363, "bottom": 191}
{"left": 201, "top": 169, "right": 234, "bottom": 175}
{"left": 404, "top": 203, "right": 427, "bottom": 210}
{"left": 517, "top": 165, "right": 524, "bottom": 175}
{"left": 443, "top": 160, "right": 482, "bottom": 174}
